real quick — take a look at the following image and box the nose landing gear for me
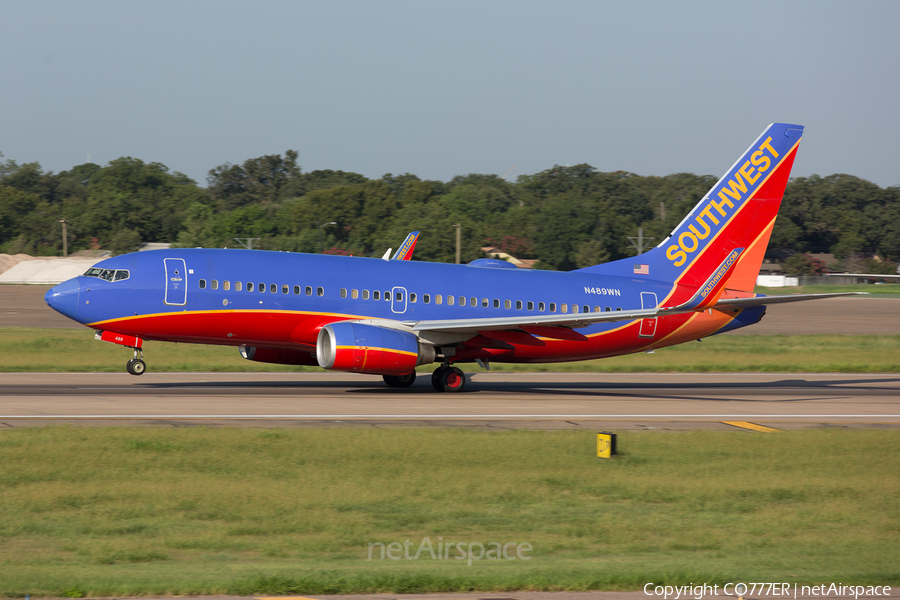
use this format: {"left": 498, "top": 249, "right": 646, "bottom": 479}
{"left": 94, "top": 331, "right": 147, "bottom": 376}
{"left": 126, "top": 347, "right": 146, "bottom": 376}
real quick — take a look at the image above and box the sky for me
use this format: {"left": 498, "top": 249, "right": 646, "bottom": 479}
{"left": 2, "top": 0, "right": 899, "bottom": 188}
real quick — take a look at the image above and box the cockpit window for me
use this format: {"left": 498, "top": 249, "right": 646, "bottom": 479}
{"left": 83, "top": 268, "right": 130, "bottom": 282}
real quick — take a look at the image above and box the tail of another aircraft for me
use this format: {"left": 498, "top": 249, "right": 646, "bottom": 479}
{"left": 578, "top": 123, "right": 803, "bottom": 304}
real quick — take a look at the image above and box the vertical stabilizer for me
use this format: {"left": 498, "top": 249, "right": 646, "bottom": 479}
{"left": 577, "top": 123, "right": 803, "bottom": 299}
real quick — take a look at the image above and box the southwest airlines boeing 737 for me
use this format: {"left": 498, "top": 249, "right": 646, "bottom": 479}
{"left": 44, "top": 123, "right": 860, "bottom": 392}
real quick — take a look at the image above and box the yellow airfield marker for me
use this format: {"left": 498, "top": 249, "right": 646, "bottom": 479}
{"left": 722, "top": 421, "right": 780, "bottom": 432}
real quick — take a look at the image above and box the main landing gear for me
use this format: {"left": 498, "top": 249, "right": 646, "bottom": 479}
{"left": 381, "top": 364, "right": 467, "bottom": 392}
{"left": 126, "top": 347, "right": 146, "bottom": 376}
{"left": 383, "top": 372, "right": 416, "bottom": 388}
{"left": 431, "top": 364, "right": 466, "bottom": 393}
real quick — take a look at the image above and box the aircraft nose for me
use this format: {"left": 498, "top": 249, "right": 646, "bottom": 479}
{"left": 45, "top": 278, "right": 81, "bottom": 320}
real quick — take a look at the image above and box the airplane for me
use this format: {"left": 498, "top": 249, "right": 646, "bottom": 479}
{"left": 44, "top": 123, "right": 863, "bottom": 392}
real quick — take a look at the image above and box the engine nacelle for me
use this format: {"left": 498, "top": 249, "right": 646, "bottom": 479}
{"left": 316, "top": 322, "right": 435, "bottom": 375}
{"left": 239, "top": 346, "right": 318, "bottom": 366}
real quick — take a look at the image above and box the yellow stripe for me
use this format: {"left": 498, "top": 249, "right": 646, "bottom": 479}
{"left": 87, "top": 308, "right": 364, "bottom": 328}
{"left": 722, "top": 421, "right": 780, "bottom": 432}
{"left": 335, "top": 345, "right": 418, "bottom": 358}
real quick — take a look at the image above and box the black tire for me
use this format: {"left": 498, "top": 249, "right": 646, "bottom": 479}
{"left": 440, "top": 367, "right": 466, "bottom": 393}
{"left": 130, "top": 359, "right": 146, "bottom": 376}
{"left": 125, "top": 359, "right": 135, "bottom": 375}
{"left": 394, "top": 372, "right": 416, "bottom": 388}
{"left": 383, "top": 373, "right": 416, "bottom": 388}
{"left": 431, "top": 367, "right": 446, "bottom": 392}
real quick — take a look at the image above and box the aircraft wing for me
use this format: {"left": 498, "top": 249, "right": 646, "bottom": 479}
{"left": 400, "top": 292, "right": 866, "bottom": 335}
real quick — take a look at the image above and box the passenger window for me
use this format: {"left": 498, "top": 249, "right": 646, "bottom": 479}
{"left": 583, "top": 305, "right": 590, "bottom": 313}
{"left": 317, "top": 287, "right": 324, "bottom": 297}
{"left": 493, "top": 299, "right": 500, "bottom": 308}
{"left": 550, "top": 303, "right": 556, "bottom": 312}
{"left": 539, "top": 302, "right": 545, "bottom": 312}
{"left": 606, "top": 306, "right": 611, "bottom": 312}
{"left": 352, "top": 289, "right": 359, "bottom": 299}
{"left": 424, "top": 294, "right": 430, "bottom": 304}
{"left": 305, "top": 286, "right": 312, "bottom": 296}
{"left": 562, "top": 304, "right": 568, "bottom": 313}
{"left": 282, "top": 285, "right": 288, "bottom": 294}
{"left": 259, "top": 283, "right": 265, "bottom": 293}
{"left": 436, "top": 294, "right": 442, "bottom": 305}
{"left": 212, "top": 280, "right": 219, "bottom": 290}
{"left": 572, "top": 305, "right": 578, "bottom": 313}
{"left": 374, "top": 291, "right": 380, "bottom": 300}
{"left": 527, "top": 301, "right": 534, "bottom": 311}
{"left": 593, "top": 306, "right": 600, "bottom": 312}
{"left": 340, "top": 288, "right": 347, "bottom": 298}
{"left": 199, "top": 279, "right": 207, "bottom": 289}
{"left": 247, "top": 282, "right": 254, "bottom": 292}
{"left": 616, "top": 307, "right": 622, "bottom": 311}
{"left": 504, "top": 299, "right": 511, "bottom": 309}
{"left": 516, "top": 300, "right": 523, "bottom": 310}
{"left": 362, "top": 290, "right": 369, "bottom": 300}
{"left": 396, "top": 291, "right": 403, "bottom": 301}
{"left": 270, "top": 284, "right": 277, "bottom": 293}
{"left": 235, "top": 281, "right": 242, "bottom": 291}
{"left": 409, "top": 292, "right": 416, "bottom": 303}
{"left": 223, "top": 281, "right": 230, "bottom": 291}
{"left": 384, "top": 291, "right": 390, "bottom": 301}
{"left": 481, "top": 298, "right": 488, "bottom": 307}
{"left": 293, "top": 285, "right": 300, "bottom": 295}
{"left": 448, "top": 295, "right": 455, "bottom": 306}
{"left": 469, "top": 297, "right": 476, "bottom": 307}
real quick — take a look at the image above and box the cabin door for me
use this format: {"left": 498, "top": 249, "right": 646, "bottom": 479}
{"left": 164, "top": 258, "right": 188, "bottom": 306}
{"left": 391, "top": 286, "right": 408, "bottom": 314}
{"left": 639, "top": 291, "right": 658, "bottom": 338}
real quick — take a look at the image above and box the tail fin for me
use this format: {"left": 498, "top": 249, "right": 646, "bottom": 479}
{"left": 579, "top": 123, "right": 803, "bottom": 298}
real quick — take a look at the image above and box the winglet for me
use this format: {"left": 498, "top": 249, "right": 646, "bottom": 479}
{"left": 392, "top": 231, "right": 419, "bottom": 260}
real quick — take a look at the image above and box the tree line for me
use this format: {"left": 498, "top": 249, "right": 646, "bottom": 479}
{"left": 1, "top": 150, "right": 898, "bottom": 273}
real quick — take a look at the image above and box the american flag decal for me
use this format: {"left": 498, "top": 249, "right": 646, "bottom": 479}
{"left": 634, "top": 264, "right": 649, "bottom": 275}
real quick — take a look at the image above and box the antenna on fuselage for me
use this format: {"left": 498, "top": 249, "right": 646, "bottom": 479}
{"left": 234, "top": 237, "right": 261, "bottom": 250}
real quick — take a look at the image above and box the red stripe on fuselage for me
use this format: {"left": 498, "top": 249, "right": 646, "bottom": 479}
{"left": 92, "top": 303, "right": 742, "bottom": 364}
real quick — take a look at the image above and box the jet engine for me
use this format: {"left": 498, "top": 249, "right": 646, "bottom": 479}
{"left": 316, "top": 322, "right": 436, "bottom": 375}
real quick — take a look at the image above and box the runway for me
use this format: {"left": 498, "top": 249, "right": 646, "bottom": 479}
{"left": 1, "top": 372, "right": 898, "bottom": 429}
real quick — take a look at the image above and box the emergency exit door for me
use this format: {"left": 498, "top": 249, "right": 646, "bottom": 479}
{"left": 639, "top": 291, "right": 658, "bottom": 338}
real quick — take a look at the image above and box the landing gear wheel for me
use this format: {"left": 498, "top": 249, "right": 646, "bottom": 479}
{"left": 126, "top": 359, "right": 135, "bottom": 375}
{"left": 128, "top": 358, "right": 146, "bottom": 376}
{"left": 431, "top": 366, "right": 447, "bottom": 391}
{"left": 439, "top": 367, "right": 466, "bottom": 393}
{"left": 383, "top": 372, "right": 416, "bottom": 388}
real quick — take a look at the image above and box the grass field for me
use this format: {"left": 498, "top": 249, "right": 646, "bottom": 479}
{"left": 0, "top": 428, "right": 897, "bottom": 596}
{"left": 1, "top": 328, "right": 899, "bottom": 373}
